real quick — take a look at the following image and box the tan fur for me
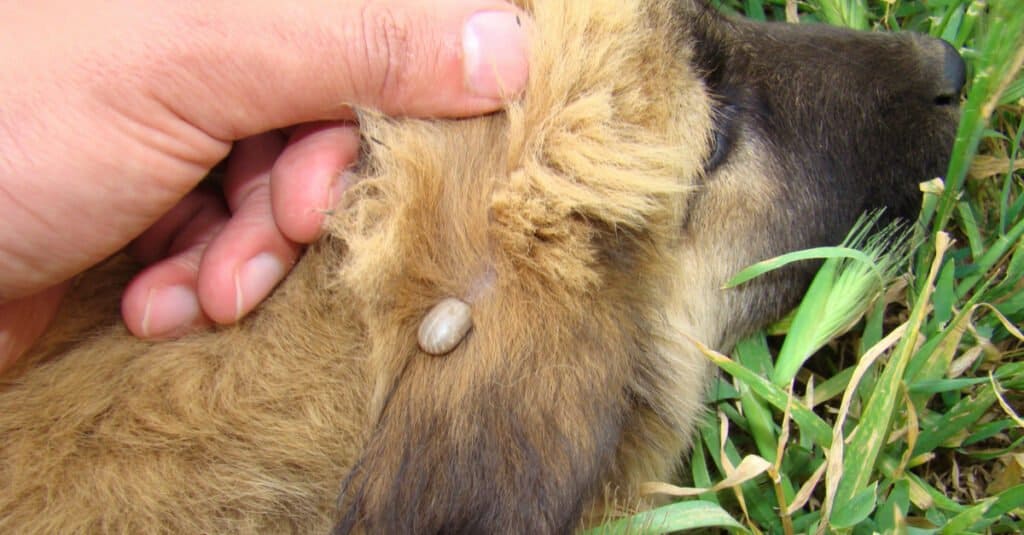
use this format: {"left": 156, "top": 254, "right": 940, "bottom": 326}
{"left": 0, "top": 0, "right": 959, "bottom": 532}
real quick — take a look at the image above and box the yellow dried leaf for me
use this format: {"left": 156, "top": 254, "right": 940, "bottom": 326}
{"left": 986, "top": 453, "right": 1024, "bottom": 494}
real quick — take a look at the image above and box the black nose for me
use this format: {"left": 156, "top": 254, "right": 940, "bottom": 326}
{"left": 935, "top": 39, "right": 966, "bottom": 105}
{"left": 909, "top": 33, "right": 966, "bottom": 106}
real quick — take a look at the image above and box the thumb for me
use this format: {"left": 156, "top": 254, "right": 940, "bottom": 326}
{"left": 155, "top": 0, "right": 530, "bottom": 141}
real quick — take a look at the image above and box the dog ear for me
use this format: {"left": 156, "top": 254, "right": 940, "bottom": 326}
{"left": 327, "top": 2, "right": 715, "bottom": 532}
{"left": 333, "top": 284, "right": 653, "bottom": 534}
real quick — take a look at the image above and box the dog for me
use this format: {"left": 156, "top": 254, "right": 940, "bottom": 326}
{"left": 0, "top": 1, "right": 962, "bottom": 533}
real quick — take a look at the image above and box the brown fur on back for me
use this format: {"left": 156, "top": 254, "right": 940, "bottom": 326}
{"left": 0, "top": 1, "right": 958, "bottom": 533}
{"left": 0, "top": 243, "right": 367, "bottom": 533}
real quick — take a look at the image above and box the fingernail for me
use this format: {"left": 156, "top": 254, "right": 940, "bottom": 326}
{"left": 141, "top": 285, "right": 200, "bottom": 338}
{"left": 463, "top": 11, "right": 529, "bottom": 98}
{"left": 234, "top": 253, "right": 286, "bottom": 321}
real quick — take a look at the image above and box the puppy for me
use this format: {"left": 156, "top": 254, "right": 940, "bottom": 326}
{"left": 0, "top": 1, "right": 962, "bottom": 533}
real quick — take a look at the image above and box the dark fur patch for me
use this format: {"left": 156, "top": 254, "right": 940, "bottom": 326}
{"left": 684, "top": 13, "right": 959, "bottom": 333}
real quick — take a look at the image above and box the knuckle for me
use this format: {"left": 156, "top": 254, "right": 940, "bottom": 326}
{"left": 356, "top": 4, "right": 416, "bottom": 103}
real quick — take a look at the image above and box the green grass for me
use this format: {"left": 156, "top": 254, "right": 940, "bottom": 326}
{"left": 589, "top": 0, "right": 1024, "bottom": 532}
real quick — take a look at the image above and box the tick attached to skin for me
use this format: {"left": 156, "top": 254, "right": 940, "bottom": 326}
{"left": 417, "top": 297, "right": 473, "bottom": 356}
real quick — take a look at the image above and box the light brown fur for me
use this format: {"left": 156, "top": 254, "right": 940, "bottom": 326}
{"left": 0, "top": 0, "right": 960, "bottom": 532}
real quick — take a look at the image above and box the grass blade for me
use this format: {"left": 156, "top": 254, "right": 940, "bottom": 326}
{"left": 582, "top": 501, "right": 748, "bottom": 534}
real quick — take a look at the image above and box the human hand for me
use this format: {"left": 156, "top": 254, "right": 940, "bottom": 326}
{"left": 0, "top": 0, "right": 529, "bottom": 370}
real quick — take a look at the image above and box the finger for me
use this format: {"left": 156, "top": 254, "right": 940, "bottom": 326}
{"left": 151, "top": 0, "right": 530, "bottom": 140}
{"left": 0, "top": 283, "right": 68, "bottom": 374}
{"left": 126, "top": 185, "right": 227, "bottom": 265}
{"left": 121, "top": 191, "right": 230, "bottom": 338}
{"left": 0, "top": 0, "right": 529, "bottom": 302}
{"left": 121, "top": 242, "right": 213, "bottom": 340}
{"left": 197, "top": 134, "right": 302, "bottom": 324}
{"left": 271, "top": 122, "right": 361, "bottom": 243}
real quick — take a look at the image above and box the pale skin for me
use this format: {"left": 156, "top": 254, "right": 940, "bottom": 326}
{"left": 0, "top": 0, "right": 530, "bottom": 372}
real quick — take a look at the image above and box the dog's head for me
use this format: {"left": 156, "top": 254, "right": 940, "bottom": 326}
{"left": 328, "top": 1, "right": 962, "bottom": 532}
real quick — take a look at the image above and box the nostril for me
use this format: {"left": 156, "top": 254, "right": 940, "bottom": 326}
{"left": 935, "top": 39, "right": 966, "bottom": 105}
